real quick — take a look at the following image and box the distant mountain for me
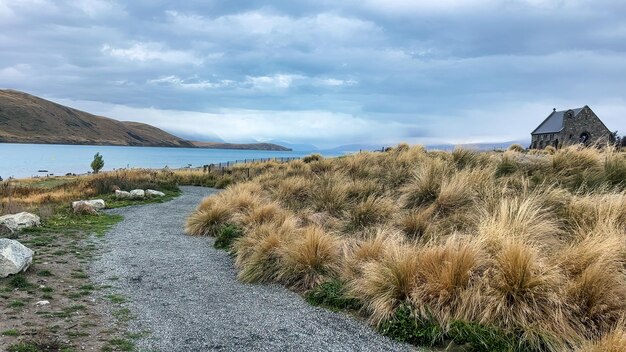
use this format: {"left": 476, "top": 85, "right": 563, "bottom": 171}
{"left": 328, "top": 143, "right": 389, "bottom": 152}
{"left": 0, "top": 89, "right": 289, "bottom": 151}
{"left": 267, "top": 140, "right": 319, "bottom": 151}
{"left": 191, "top": 141, "right": 291, "bottom": 151}
{"left": 426, "top": 140, "right": 530, "bottom": 151}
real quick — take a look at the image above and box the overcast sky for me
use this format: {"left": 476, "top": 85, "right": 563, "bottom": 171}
{"left": 1, "top": 0, "right": 625, "bottom": 148}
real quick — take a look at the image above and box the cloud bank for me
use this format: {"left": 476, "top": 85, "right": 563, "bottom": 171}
{"left": 1, "top": 0, "right": 625, "bottom": 147}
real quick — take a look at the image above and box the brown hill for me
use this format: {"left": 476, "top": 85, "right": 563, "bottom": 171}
{"left": 0, "top": 89, "right": 195, "bottom": 147}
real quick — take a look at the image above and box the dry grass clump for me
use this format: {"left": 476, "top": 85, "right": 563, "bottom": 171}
{"left": 236, "top": 202, "right": 288, "bottom": 227}
{"left": 479, "top": 240, "right": 573, "bottom": 350}
{"left": 508, "top": 144, "right": 526, "bottom": 153}
{"left": 277, "top": 226, "right": 342, "bottom": 290}
{"left": 411, "top": 236, "right": 486, "bottom": 325}
{"left": 347, "top": 196, "right": 395, "bottom": 230}
{"left": 184, "top": 202, "right": 232, "bottom": 236}
{"left": 350, "top": 243, "right": 420, "bottom": 324}
{"left": 311, "top": 175, "right": 349, "bottom": 215}
{"left": 581, "top": 322, "right": 626, "bottom": 352}
{"left": 233, "top": 221, "right": 296, "bottom": 283}
{"left": 399, "top": 207, "right": 434, "bottom": 240}
{"left": 273, "top": 176, "right": 311, "bottom": 208}
{"left": 477, "top": 196, "right": 562, "bottom": 247}
{"left": 342, "top": 229, "right": 403, "bottom": 281}
{"left": 400, "top": 160, "right": 447, "bottom": 209}
{"left": 184, "top": 143, "right": 626, "bottom": 350}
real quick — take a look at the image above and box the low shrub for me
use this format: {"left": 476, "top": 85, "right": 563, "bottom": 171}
{"left": 306, "top": 280, "right": 361, "bottom": 311}
{"left": 213, "top": 225, "right": 244, "bottom": 250}
{"left": 378, "top": 304, "right": 444, "bottom": 346}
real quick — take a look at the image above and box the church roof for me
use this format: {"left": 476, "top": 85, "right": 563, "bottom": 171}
{"left": 532, "top": 107, "right": 584, "bottom": 135}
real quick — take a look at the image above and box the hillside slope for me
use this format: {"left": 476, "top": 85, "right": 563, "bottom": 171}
{"left": 0, "top": 89, "right": 195, "bottom": 147}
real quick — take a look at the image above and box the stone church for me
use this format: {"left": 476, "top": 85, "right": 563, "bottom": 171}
{"left": 530, "top": 106, "right": 613, "bottom": 149}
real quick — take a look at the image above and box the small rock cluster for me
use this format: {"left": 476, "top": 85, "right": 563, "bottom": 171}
{"left": 0, "top": 212, "right": 38, "bottom": 277}
{"left": 115, "top": 189, "right": 165, "bottom": 199}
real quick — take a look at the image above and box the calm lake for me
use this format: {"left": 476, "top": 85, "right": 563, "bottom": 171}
{"left": 0, "top": 143, "right": 344, "bottom": 179}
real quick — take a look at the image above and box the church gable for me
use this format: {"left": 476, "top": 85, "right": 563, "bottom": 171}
{"left": 530, "top": 106, "right": 612, "bottom": 149}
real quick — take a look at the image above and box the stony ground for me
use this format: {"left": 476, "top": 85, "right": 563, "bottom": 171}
{"left": 0, "top": 214, "right": 130, "bottom": 351}
{"left": 91, "top": 186, "right": 415, "bottom": 352}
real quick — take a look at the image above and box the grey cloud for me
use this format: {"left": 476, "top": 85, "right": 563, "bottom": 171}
{"left": 0, "top": 0, "right": 625, "bottom": 147}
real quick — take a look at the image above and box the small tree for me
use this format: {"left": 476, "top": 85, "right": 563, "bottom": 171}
{"left": 91, "top": 152, "right": 104, "bottom": 174}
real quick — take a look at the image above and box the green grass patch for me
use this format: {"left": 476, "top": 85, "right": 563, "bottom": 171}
{"left": 7, "top": 343, "right": 39, "bottom": 352}
{"left": 379, "top": 304, "right": 444, "bottom": 346}
{"left": 9, "top": 300, "right": 26, "bottom": 308}
{"left": 8, "top": 275, "right": 32, "bottom": 289}
{"left": 7, "top": 341, "right": 73, "bottom": 352}
{"left": 213, "top": 224, "right": 244, "bottom": 250}
{"left": 448, "top": 321, "right": 517, "bottom": 352}
{"left": 106, "top": 294, "right": 127, "bottom": 304}
{"left": 102, "top": 338, "right": 135, "bottom": 352}
{"left": 24, "top": 209, "right": 123, "bottom": 237}
{"left": 377, "top": 305, "right": 524, "bottom": 351}
{"left": 2, "top": 329, "right": 19, "bottom": 336}
{"left": 37, "top": 269, "right": 53, "bottom": 277}
{"left": 306, "top": 280, "right": 361, "bottom": 312}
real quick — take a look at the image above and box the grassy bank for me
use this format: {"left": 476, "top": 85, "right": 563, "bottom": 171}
{"left": 0, "top": 167, "right": 240, "bottom": 214}
{"left": 0, "top": 170, "right": 192, "bottom": 351}
{"left": 185, "top": 144, "right": 626, "bottom": 351}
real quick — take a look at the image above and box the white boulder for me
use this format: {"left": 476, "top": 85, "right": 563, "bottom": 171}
{"left": 130, "top": 189, "right": 145, "bottom": 199}
{"left": 72, "top": 199, "right": 106, "bottom": 211}
{"left": 115, "top": 190, "right": 131, "bottom": 199}
{"left": 0, "top": 239, "right": 34, "bottom": 278}
{"left": 146, "top": 189, "right": 165, "bottom": 197}
{"left": 0, "top": 212, "right": 41, "bottom": 232}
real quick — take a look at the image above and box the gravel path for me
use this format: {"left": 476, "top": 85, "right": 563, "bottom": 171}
{"left": 91, "top": 186, "right": 415, "bottom": 352}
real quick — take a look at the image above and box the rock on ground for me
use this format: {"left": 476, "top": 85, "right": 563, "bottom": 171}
{"left": 92, "top": 186, "right": 414, "bottom": 352}
{"left": 0, "top": 238, "right": 34, "bottom": 278}
{"left": 72, "top": 199, "right": 106, "bottom": 211}
{"left": 130, "top": 189, "right": 145, "bottom": 199}
{"left": 73, "top": 202, "right": 99, "bottom": 215}
{"left": 115, "top": 190, "right": 131, "bottom": 199}
{"left": 146, "top": 189, "right": 165, "bottom": 197}
{"left": 0, "top": 212, "right": 41, "bottom": 232}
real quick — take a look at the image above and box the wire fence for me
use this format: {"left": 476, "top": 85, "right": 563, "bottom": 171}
{"left": 200, "top": 156, "right": 302, "bottom": 172}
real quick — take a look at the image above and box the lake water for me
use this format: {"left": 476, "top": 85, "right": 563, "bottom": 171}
{"left": 0, "top": 143, "right": 345, "bottom": 179}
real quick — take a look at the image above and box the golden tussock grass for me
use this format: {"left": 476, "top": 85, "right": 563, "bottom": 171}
{"left": 350, "top": 243, "right": 420, "bottom": 324}
{"left": 184, "top": 202, "right": 232, "bottom": 236}
{"left": 581, "top": 322, "right": 626, "bottom": 352}
{"left": 183, "top": 143, "right": 626, "bottom": 350}
{"left": 410, "top": 236, "right": 486, "bottom": 325}
{"left": 276, "top": 226, "right": 342, "bottom": 290}
{"left": 233, "top": 220, "right": 295, "bottom": 283}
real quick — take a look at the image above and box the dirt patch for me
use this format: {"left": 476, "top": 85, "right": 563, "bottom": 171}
{"left": 0, "top": 216, "right": 135, "bottom": 351}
